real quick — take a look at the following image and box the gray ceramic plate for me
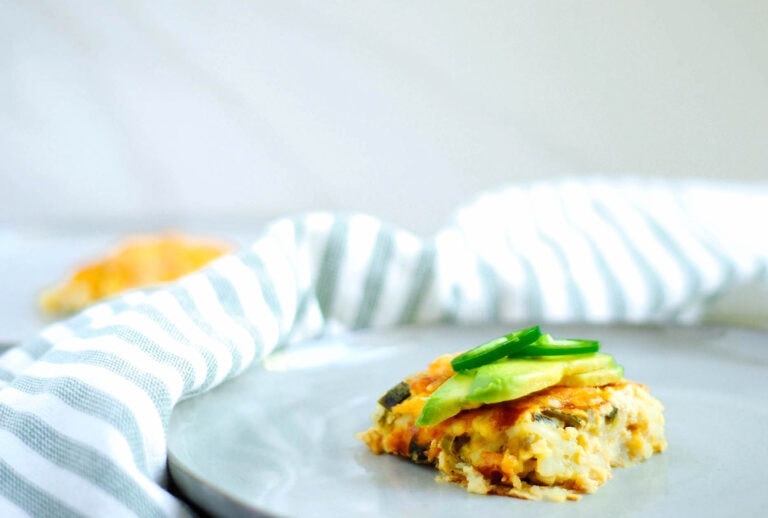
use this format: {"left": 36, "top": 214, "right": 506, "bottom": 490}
{"left": 167, "top": 324, "right": 768, "bottom": 517}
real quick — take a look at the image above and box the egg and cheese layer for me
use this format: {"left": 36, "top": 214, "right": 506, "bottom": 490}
{"left": 358, "top": 354, "right": 667, "bottom": 501}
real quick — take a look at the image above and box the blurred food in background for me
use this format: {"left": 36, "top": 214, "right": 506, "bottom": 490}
{"left": 39, "top": 233, "right": 231, "bottom": 316}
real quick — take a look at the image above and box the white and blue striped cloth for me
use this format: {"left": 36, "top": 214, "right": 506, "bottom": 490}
{"left": 1, "top": 178, "right": 767, "bottom": 516}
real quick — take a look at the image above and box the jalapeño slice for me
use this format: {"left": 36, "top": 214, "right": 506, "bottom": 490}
{"left": 520, "top": 334, "right": 600, "bottom": 356}
{"left": 451, "top": 325, "right": 542, "bottom": 372}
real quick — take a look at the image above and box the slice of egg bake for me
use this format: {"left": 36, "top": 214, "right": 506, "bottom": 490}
{"left": 39, "top": 233, "right": 231, "bottom": 316}
{"left": 358, "top": 327, "right": 667, "bottom": 502}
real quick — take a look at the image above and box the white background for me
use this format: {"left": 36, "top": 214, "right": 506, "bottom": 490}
{"left": 2, "top": 0, "right": 767, "bottom": 237}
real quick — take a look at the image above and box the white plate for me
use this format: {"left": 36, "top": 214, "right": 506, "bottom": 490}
{"left": 167, "top": 324, "right": 768, "bottom": 517}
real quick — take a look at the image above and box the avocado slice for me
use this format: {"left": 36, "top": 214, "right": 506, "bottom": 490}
{"left": 416, "top": 373, "right": 477, "bottom": 426}
{"left": 548, "top": 352, "right": 616, "bottom": 375}
{"left": 560, "top": 364, "right": 624, "bottom": 387}
{"left": 467, "top": 359, "right": 565, "bottom": 404}
{"left": 415, "top": 353, "right": 623, "bottom": 427}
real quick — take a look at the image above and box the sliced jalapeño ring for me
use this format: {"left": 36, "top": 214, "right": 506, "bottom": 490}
{"left": 451, "top": 325, "right": 543, "bottom": 371}
{"left": 520, "top": 335, "right": 600, "bottom": 356}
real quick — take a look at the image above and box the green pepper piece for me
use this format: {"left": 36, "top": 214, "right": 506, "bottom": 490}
{"left": 450, "top": 325, "right": 543, "bottom": 372}
{"left": 518, "top": 334, "right": 600, "bottom": 357}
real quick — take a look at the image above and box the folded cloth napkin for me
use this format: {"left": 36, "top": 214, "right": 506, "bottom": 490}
{"left": 1, "top": 177, "right": 767, "bottom": 516}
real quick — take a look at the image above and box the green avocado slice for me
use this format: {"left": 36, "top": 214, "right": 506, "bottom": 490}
{"left": 545, "top": 352, "right": 616, "bottom": 375}
{"left": 560, "top": 364, "right": 624, "bottom": 387}
{"left": 415, "top": 373, "right": 477, "bottom": 427}
{"left": 467, "top": 359, "right": 565, "bottom": 404}
{"left": 415, "top": 353, "right": 622, "bottom": 427}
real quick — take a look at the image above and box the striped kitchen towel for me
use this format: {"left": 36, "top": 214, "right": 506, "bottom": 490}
{"left": 1, "top": 177, "right": 767, "bottom": 516}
